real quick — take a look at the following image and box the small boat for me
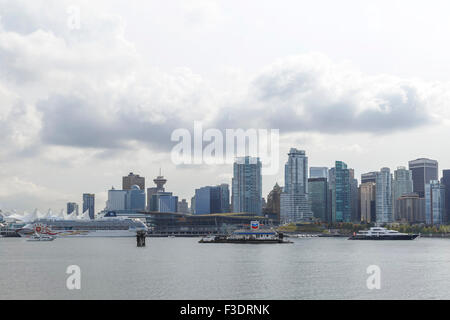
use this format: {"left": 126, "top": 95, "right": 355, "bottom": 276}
{"left": 348, "top": 227, "right": 419, "bottom": 240}
{"left": 27, "top": 233, "right": 56, "bottom": 242}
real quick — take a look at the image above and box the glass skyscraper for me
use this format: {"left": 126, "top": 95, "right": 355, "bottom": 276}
{"left": 392, "top": 166, "right": 413, "bottom": 220}
{"left": 408, "top": 158, "right": 438, "bottom": 198}
{"left": 194, "top": 184, "right": 230, "bottom": 214}
{"left": 82, "top": 193, "right": 95, "bottom": 220}
{"left": 309, "top": 167, "right": 328, "bottom": 179}
{"left": 425, "top": 180, "right": 446, "bottom": 225}
{"left": 280, "top": 149, "right": 312, "bottom": 223}
{"left": 375, "top": 168, "right": 393, "bottom": 223}
{"left": 232, "top": 156, "right": 262, "bottom": 215}
{"left": 441, "top": 170, "right": 450, "bottom": 224}
{"left": 332, "top": 161, "right": 352, "bottom": 223}
{"left": 308, "top": 177, "right": 328, "bottom": 222}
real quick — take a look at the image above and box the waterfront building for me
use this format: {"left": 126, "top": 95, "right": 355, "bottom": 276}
{"left": 280, "top": 149, "right": 312, "bottom": 223}
{"left": 408, "top": 158, "right": 438, "bottom": 198}
{"left": 330, "top": 161, "right": 352, "bottom": 223}
{"left": 425, "top": 180, "right": 446, "bottom": 225}
{"left": 232, "top": 156, "right": 262, "bottom": 215}
{"left": 82, "top": 193, "right": 95, "bottom": 220}
{"left": 125, "top": 185, "right": 146, "bottom": 211}
{"left": 361, "top": 172, "right": 378, "bottom": 184}
{"left": 375, "top": 168, "right": 393, "bottom": 224}
{"left": 441, "top": 170, "right": 450, "bottom": 223}
{"left": 396, "top": 193, "right": 425, "bottom": 223}
{"left": 264, "top": 183, "right": 282, "bottom": 222}
{"left": 349, "top": 169, "right": 359, "bottom": 222}
{"left": 308, "top": 177, "right": 328, "bottom": 222}
{"left": 310, "top": 167, "right": 328, "bottom": 179}
{"left": 392, "top": 167, "right": 414, "bottom": 219}
{"left": 193, "top": 184, "right": 230, "bottom": 215}
{"left": 66, "top": 202, "right": 79, "bottom": 216}
{"left": 106, "top": 187, "right": 127, "bottom": 211}
{"left": 147, "top": 174, "right": 167, "bottom": 210}
{"left": 360, "top": 182, "right": 376, "bottom": 223}
{"left": 122, "top": 172, "right": 145, "bottom": 191}
{"left": 149, "top": 192, "right": 178, "bottom": 213}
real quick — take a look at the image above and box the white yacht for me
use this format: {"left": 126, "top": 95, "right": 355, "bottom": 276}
{"left": 349, "top": 227, "right": 419, "bottom": 240}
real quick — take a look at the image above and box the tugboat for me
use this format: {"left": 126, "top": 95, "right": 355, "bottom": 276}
{"left": 199, "top": 221, "right": 292, "bottom": 244}
{"left": 348, "top": 227, "right": 419, "bottom": 240}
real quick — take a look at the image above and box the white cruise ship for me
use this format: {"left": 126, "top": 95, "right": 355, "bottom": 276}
{"left": 18, "top": 211, "right": 147, "bottom": 238}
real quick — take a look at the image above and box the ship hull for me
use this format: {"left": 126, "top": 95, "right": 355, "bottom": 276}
{"left": 199, "top": 239, "right": 292, "bottom": 244}
{"left": 348, "top": 234, "right": 419, "bottom": 240}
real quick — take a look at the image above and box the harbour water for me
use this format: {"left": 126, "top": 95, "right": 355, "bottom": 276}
{"left": 1, "top": 237, "right": 450, "bottom": 300}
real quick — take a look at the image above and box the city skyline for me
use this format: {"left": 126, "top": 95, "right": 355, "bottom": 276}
{"left": 2, "top": 0, "right": 450, "bottom": 212}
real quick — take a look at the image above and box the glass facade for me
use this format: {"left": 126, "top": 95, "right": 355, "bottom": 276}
{"left": 280, "top": 149, "right": 312, "bottom": 223}
{"left": 232, "top": 157, "right": 262, "bottom": 215}
{"left": 334, "top": 161, "right": 352, "bottom": 223}
{"left": 408, "top": 158, "right": 438, "bottom": 198}
{"left": 375, "top": 168, "right": 393, "bottom": 223}
{"left": 309, "top": 167, "right": 328, "bottom": 179}
{"left": 425, "top": 180, "right": 445, "bottom": 225}
{"left": 308, "top": 178, "right": 328, "bottom": 222}
{"left": 82, "top": 193, "right": 95, "bottom": 220}
{"left": 442, "top": 170, "right": 450, "bottom": 224}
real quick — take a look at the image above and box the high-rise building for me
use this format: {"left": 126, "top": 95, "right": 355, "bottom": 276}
{"left": 106, "top": 187, "right": 127, "bottom": 211}
{"left": 308, "top": 177, "right": 328, "bottom": 222}
{"left": 392, "top": 167, "right": 413, "bottom": 219}
{"left": 122, "top": 172, "right": 145, "bottom": 191}
{"left": 375, "top": 168, "right": 393, "bottom": 223}
{"left": 149, "top": 192, "right": 178, "bottom": 213}
{"left": 177, "top": 199, "right": 190, "bottom": 214}
{"left": 67, "top": 202, "right": 79, "bottom": 216}
{"left": 408, "top": 158, "right": 438, "bottom": 198}
{"left": 396, "top": 193, "right": 425, "bottom": 223}
{"left": 310, "top": 167, "right": 328, "bottom": 179}
{"left": 194, "top": 184, "right": 230, "bottom": 215}
{"left": 125, "top": 185, "right": 146, "bottom": 211}
{"left": 349, "top": 169, "right": 359, "bottom": 222}
{"left": 332, "top": 161, "right": 352, "bottom": 223}
{"left": 360, "top": 182, "right": 376, "bottom": 223}
{"left": 361, "top": 172, "right": 378, "bottom": 184}
{"left": 280, "top": 149, "right": 312, "bottom": 223}
{"left": 441, "top": 170, "right": 450, "bottom": 224}
{"left": 232, "top": 156, "right": 262, "bottom": 215}
{"left": 425, "top": 180, "right": 446, "bottom": 225}
{"left": 147, "top": 174, "right": 167, "bottom": 210}
{"left": 82, "top": 193, "right": 95, "bottom": 220}
{"left": 264, "top": 183, "right": 282, "bottom": 222}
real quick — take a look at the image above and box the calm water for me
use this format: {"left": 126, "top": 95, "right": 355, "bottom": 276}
{"left": 1, "top": 237, "right": 450, "bottom": 300}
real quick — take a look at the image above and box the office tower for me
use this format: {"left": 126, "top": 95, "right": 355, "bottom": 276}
{"left": 122, "top": 172, "right": 145, "bottom": 191}
{"left": 106, "top": 187, "right": 127, "bottom": 211}
{"left": 82, "top": 193, "right": 95, "bottom": 220}
{"left": 232, "top": 156, "right": 262, "bottom": 215}
{"left": 310, "top": 167, "right": 328, "bottom": 179}
{"left": 392, "top": 167, "right": 413, "bottom": 219}
{"left": 425, "top": 180, "right": 446, "bottom": 225}
{"left": 147, "top": 174, "right": 167, "bottom": 210}
{"left": 66, "top": 202, "right": 79, "bottom": 216}
{"left": 349, "top": 169, "right": 359, "bottom": 222}
{"left": 125, "top": 185, "right": 146, "bottom": 211}
{"left": 177, "top": 199, "right": 190, "bottom": 214}
{"left": 360, "top": 182, "right": 376, "bottom": 223}
{"left": 264, "top": 183, "right": 282, "bottom": 222}
{"left": 408, "top": 158, "right": 438, "bottom": 198}
{"left": 308, "top": 178, "right": 328, "bottom": 222}
{"left": 330, "top": 161, "right": 352, "bottom": 223}
{"left": 441, "top": 170, "right": 450, "bottom": 223}
{"left": 328, "top": 168, "right": 336, "bottom": 222}
{"left": 361, "top": 172, "right": 378, "bottom": 184}
{"left": 194, "top": 185, "right": 230, "bottom": 215}
{"left": 149, "top": 192, "right": 178, "bottom": 213}
{"left": 396, "top": 193, "right": 425, "bottom": 223}
{"left": 375, "top": 168, "right": 393, "bottom": 224}
{"left": 190, "top": 196, "right": 196, "bottom": 214}
{"left": 280, "top": 149, "right": 312, "bottom": 223}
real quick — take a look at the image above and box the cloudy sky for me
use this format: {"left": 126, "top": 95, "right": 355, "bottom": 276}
{"left": 1, "top": 0, "right": 450, "bottom": 212}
